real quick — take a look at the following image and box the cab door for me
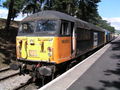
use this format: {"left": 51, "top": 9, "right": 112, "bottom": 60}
{"left": 57, "top": 21, "right": 73, "bottom": 63}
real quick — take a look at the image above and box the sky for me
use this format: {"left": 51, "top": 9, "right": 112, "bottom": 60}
{"left": 0, "top": 0, "right": 120, "bottom": 30}
{"left": 98, "top": 0, "right": 120, "bottom": 30}
{"left": 0, "top": 0, "right": 27, "bottom": 21}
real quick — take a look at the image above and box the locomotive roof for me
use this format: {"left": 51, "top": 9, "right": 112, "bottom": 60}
{"left": 22, "top": 10, "right": 104, "bottom": 32}
{"left": 22, "top": 10, "right": 76, "bottom": 22}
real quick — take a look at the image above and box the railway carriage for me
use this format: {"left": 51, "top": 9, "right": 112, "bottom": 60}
{"left": 11, "top": 10, "right": 107, "bottom": 81}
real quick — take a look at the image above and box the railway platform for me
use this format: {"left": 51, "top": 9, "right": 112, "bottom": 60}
{"left": 39, "top": 36, "right": 120, "bottom": 90}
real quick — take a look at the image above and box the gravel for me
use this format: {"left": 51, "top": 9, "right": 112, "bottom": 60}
{"left": 0, "top": 70, "right": 19, "bottom": 80}
{"left": 0, "top": 74, "right": 31, "bottom": 90}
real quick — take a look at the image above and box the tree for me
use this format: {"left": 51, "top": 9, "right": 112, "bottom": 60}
{"left": 5, "top": 0, "right": 14, "bottom": 32}
{"left": 4, "top": 0, "right": 100, "bottom": 24}
{"left": 2, "top": 0, "right": 115, "bottom": 33}
{"left": 77, "top": 0, "right": 101, "bottom": 23}
{"left": 3, "top": 0, "right": 26, "bottom": 31}
{"left": 49, "top": 0, "right": 81, "bottom": 16}
{"left": 47, "top": 0, "right": 101, "bottom": 24}
{"left": 22, "top": 0, "right": 39, "bottom": 14}
{"left": 3, "top": 0, "right": 25, "bottom": 20}
{"left": 22, "top": 0, "right": 53, "bottom": 14}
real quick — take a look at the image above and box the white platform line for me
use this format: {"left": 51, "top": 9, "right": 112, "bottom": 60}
{"left": 39, "top": 43, "right": 111, "bottom": 90}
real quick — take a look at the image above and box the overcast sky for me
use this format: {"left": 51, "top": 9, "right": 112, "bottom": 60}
{"left": 0, "top": 0, "right": 120, "bottom": 30}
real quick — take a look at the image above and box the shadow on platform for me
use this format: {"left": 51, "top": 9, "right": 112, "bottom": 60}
{"left": 85, "top": 40, "right": 120, "bottom": 90}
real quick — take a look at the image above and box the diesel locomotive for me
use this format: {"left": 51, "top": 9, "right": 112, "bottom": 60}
{"left": 11, "top": 10, "right": 113, "bottom": 81}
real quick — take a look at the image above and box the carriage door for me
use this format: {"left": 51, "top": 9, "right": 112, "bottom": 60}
{"left": 93, "top": 32, "right": 98, "bottom": 48}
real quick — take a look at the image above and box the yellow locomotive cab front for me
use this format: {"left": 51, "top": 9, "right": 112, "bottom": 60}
{"left": 16, "top": 36, "right": 54, "bottom": 62}
{"left": 16, "top": 36, "right": 72, "bottom": 64}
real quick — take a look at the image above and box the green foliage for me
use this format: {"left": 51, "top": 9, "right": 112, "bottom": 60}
{"left": 3, "top": 0, "right": 25, "bottom": 19}
{"left": 22, "top": 0, "right": 41, "bottom": 14}
{"left": 2, "top": 0, "right": 101, "bottom": 21}
{"left": 48, "top": 0, "right": 101, "bottom": 25}
{"left": 77, "top": 0, "right": 98, "bottom": 21}
{"left": 50, "top": 0, "right": 77, "bottom": 15}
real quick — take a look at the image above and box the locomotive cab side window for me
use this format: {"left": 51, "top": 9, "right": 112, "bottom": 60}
{"left": 60, "top": 21, "right": 71, "bottom": 36}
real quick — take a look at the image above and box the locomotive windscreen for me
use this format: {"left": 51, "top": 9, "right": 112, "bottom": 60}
{"left": 36, "top": 20, "right": 57, "bottom": 32}
{"left": 18, "top": 21, "right": 35, "bottom": 34}
{"left": 18, "top": 20, "right": 59, "bottom": 36}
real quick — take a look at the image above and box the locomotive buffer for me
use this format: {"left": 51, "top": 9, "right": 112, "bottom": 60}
{"left": 39, "top": 36, "right": 120, "bottom": 90}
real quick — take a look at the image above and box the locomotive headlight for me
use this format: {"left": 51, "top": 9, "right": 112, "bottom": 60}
{"left": 30, "top": 39, "right": 35, "bottom": 45}
{"left": 47, "top": 47, "right": 52, "bottom": 56}
{"left": 47, "top": 47, "right": 52, "bottom": 52}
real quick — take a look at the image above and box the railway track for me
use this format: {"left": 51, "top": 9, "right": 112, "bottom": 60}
{"left": 0, "top": 67, "right": 31, "bottom": 90}
{"left": 0, "top": 67, "right": 10, "bottom": 73}
{"left": 0, "top": 67, "right": 46, "bottom": 90}
{"left": 0, "top": 67, "right": 19, "bottom": 81}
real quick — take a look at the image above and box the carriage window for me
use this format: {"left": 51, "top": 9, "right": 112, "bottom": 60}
{"left": 60, "top": 21, "right": 70, "bottom": 36}
{"left": 76, "top": 28, "right": 91, "bottom": 40}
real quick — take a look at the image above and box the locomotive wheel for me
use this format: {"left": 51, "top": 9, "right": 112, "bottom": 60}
{"left": 41, "top": 76, "right": 45, "bottom": 86}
